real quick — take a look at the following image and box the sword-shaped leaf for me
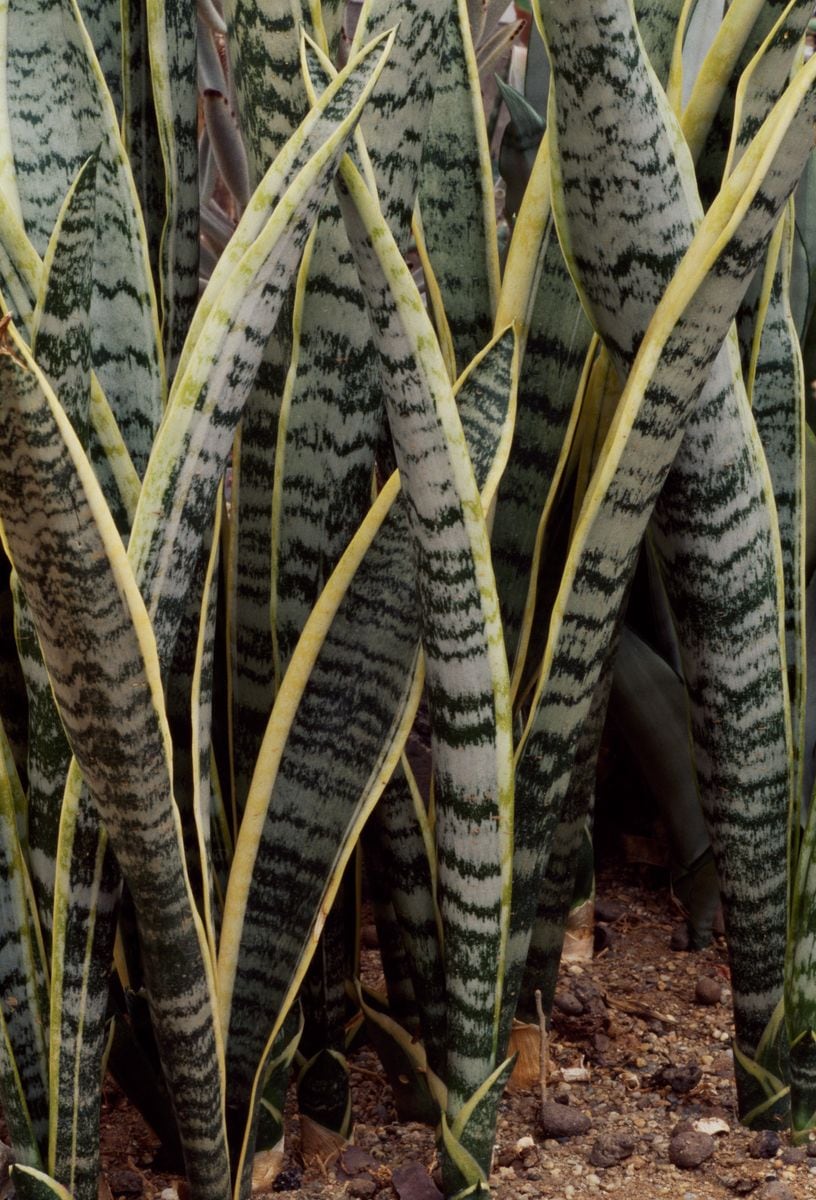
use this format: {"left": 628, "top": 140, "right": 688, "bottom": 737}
{"left": 510, "top": 1, "right": 816, "bottom": 1105}
{"left": 0, "top": 326, "right": 230, "bottom": 1198}
{"left": 129, "top": 28, "right": 395, "bottom": 677}
{"left": 0, "top": 708, "right": 48, "bottom": 1166}
{"left": 48, "top": 764, "right": 119, "bottom": 1200}
{"left": 336, "top": 158, "right": 514, "bottom": 1188}
{"left": 351, "top": 0, "right": 446, "bottom": 253}
{"left": 148, "top": 0, "right": 199, "bottom": 379}
{"left": 217, "top": 328, "right": 514, "bottom": 1190}
{"left": 5, "top": 0, "right": 164, "bottom": 477}
{"left": 417, "top": 0, "right": 499, "bottom": 375}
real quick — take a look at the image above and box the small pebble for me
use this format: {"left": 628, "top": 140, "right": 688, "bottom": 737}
{"left": 589, "top": 1132, "right": 636, "bottom": 1168}
{"left": 654, "top": 1063, "right": 702, "bottom": 1094}
{"left": 695, "top": 976, "right": 724, "bottom": 1006}
{"left": 756, "top": 1183, "right": 795, "bottom": 1200}
{"left": 668, "top": 1130, "right": 715, "bottom": 1169}
{"left": 107, "top": 1169, "right": 143, "bottom": 1197}
{"left": 750, "top": 1131, "right": 782, "bottom": 1160}
{"left": 538, "top": 1100, "right": 592, "bottom": 1139}
{"left": 346, "top": 1181, "right": 377, "bottom": 1199}
{"left": 780, "top": 1147, "right": 805, "bottom": 1164}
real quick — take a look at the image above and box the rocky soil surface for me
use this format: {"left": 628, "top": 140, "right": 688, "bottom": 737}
{"left": 7, "top": 867, "right": 814, "bottom": 1200}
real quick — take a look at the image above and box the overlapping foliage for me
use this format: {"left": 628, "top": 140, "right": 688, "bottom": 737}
{"left": 0, "top": 2, "right": 814, "bottom": 1198}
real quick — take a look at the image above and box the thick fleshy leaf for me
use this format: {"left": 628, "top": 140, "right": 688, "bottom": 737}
{"left": 337, "top": 158, "right": 514, "bottom": 1179}
{"left": 492, "top": 137, "right": 592, "bottom": 681}
{"left": 417, "top": 0, "right": 499, "bottom": 375}
{"left": 129, "top": 29, "right": 395, "bottom": 679}
{"left": 0, "top": 329, "right": 230, "bottom": 1199}
{"left": 48, "top": 765, "right": 119, "bottom": 1200}
{"left": 365, "top": 329, "right": 518, "bottom": 1083}
{"left": 217, "top": 321, "right": 515, "bottom": 1185}
{"left": 351, "top": 0, "right": 446, "bottom": 254}
{"left": 6, "top": 0, "right": 164, "bottom": 477}
{"left": 77, "top": 0, "right": 123, "bottom": 114}
{"left": 147, "top": 0, "right": 199, "bottom": 379}
{"left": 0, "top": 710, "right": 49, "bottom": 1165}
{"left": 512, "top": 0, "right": 816, "bottom": 1111}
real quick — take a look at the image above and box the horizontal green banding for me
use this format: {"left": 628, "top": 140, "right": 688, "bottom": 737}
{"left": 221, "top": 326, "right": 515, "bottom": 1125}
{"left": 491, "top": 224, "right": 592, "bottom": 673}
{"left": 368, "top": 329, "right": 517, "bottom": 1080}
{"left": 505, "top": 15, "right": 816, "bottom": 1054}
{"left": 417, "top": 0, "right": 499, "bottom": 375}
{"left": 337, "top": 158, "right": 514, "bottom": 1150}
{"left": 539, "top": 0, "right": 700, "bottom": 381}
{"left": 148, "top": 0, "right": 199, "bottom": 380}
{"left": 633, "top": 0, "right": 685, "bottom": 88}
{"left": 692, "top": 0, "right": 807, "bottom": 204}
{"left": 31, "top": 154, "right": 97, "bottom": 448}
{"left": 352, "top": 0, "right": 447, "bottom": 254}
{"left": 49, "top": 768, "right": 119, "bottom": 1200}
{"left": 270, "top": 188, "right": 382, "bottom": 689}
{"left": 0, "top": 342, "right": 230, "bottom": 1200}
{"left": 128, "top": 31, "right": 395, "bottom": 681}
{"left": 224, "top": 0, "right": 309, "bottom": 183}
{"left": 13, "top": 587, "right": 71, "bottom": 945}
{"left": 77, "top": 0, "right": 123, "bottom": 114}
{"left": 7, "top": 0, "right": 163, "bottom": 478}
{"left": 0, "top": 705, "right": 49, "bottom": 1164}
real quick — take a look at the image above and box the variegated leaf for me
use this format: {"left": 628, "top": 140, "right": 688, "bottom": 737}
{"left": 0, "top": 329, "right": 230, "bottom": 1199}
{"left": 337, "top": 158, "right": 514, "bottom": 1183}
{"left": 417, "top": 0, "right": 499, "bottom": 376}
{"left": 0, "top": 707, "right": 48, "bottom": 1165}
{"left": 48, "top": 765, "right": 119, "bottom": 1200}
{"left": 5, "top": 0, "right": 164, "bottom": 477}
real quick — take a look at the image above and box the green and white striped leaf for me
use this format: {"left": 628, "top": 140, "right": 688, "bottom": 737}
{"left": 336, "top": 158, "right": 514, "bottom": 1168}
{"left": 148, "top": 0, "right": 199, "bottom": 379}
{"left": 351, "top": 0, "right": 446, "bottom": 253}
{"left": 366, "top": 328, "right": 518, "bottom": 1082}
{"left": 121, "top": 0, "right": 165, "bottom": 290}
{"left": 633, "top": 0, "right": 687, "bottom": 90}
{"left": 48, "top": 764, "right": 119, "bottom": 1200}
{"left": 0, "top": 702, "right": 49, "bottom": 1165}
{"left": 129, "top": 29, "right": 395, "bottom": 679}
{"left": 218, "top": 325, "right": 514, "bottom": 1181}
{"left": 509, "top": 1, "right": 816, "bottom": 1090}
{"left": 31, "top": 154, "right": 97, "bottom": 446}
{"left": 684, "top": 0, "right": 803, "bottom": 197}
{"left": 492, "top": 157, "right": 592, "bottom": 680}
{"left": 77, "top": 0, "right": 123, "bottom": 115}
{"left": 5, "top": 0, "right": 164, "bottom": 477}
{"left": 417, "top": 0, "right": 499, "bottom": 375}
{"left": 749, "top": 206, "right": 807, "bottom": 809}
{"left": 0, "top": 329, "right": 230, "bottom": 1200}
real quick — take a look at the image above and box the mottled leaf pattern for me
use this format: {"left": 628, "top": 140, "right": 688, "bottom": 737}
{"left": 6, "top": 0, "right": 164, "bottom": 477}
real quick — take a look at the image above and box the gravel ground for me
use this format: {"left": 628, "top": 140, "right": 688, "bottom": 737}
{"left": 8, "top": 867, "right": 812, "bottom": 1200}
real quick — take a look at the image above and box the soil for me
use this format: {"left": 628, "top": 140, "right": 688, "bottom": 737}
{"left": 11, "top": 865, "right": 816, "bottom": 1200}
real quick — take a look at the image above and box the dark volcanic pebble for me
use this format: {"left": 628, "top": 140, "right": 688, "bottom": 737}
{"left": 780, "top": 1146, "right": 805, "bottom": 1164}
{"left": 392, "top": 1162, "right": 444, "bottom": 1200}
{"left": 756, "top": 1183, "right": 795, "bottom": 1200}
{"left": 695, "top": 975, "right": 724, "bottom": 1005}
{"left": 538, "top": 1100, "right": 592, "bottom": 1139}
{"left": 654, "top": 1063, "right": 702, "bottom": 1094}
{"left": 589, "top": 1132, "right": 636, "bottom": 1167}
{"left": 668, "top": 1130, "right": 715, "bottom": 1169}
{"left": 107, "top": 1169, "right": 143, "bottom": 1197}
{"left": 347, "top": 1180, "right": 377, "bottom": 1199}
{"left": 749, "top": 1130, "right": 781, "bottom": 1159}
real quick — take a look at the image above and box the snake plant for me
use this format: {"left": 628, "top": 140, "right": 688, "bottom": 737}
{"left": 0, "top": 2, "right": 815, "bottom": 1199}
